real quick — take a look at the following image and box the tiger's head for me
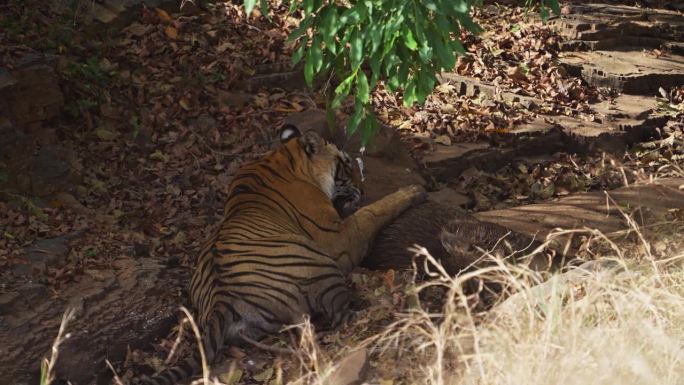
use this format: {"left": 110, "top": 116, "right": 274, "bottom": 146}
{"left": 279, "top": 124, "right": 364, "bottom": 218}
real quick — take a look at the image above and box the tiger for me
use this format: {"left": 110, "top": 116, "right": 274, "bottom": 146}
{"left": 140, "top": 124, "right": 426, "bottom": 384}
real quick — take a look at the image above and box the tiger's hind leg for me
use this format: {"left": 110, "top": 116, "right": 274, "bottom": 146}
{"left": 326, "top": 184, "right": 427, "bottom": 274}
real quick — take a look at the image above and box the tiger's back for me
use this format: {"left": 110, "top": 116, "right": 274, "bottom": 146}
{"left": 142, "top": 127, "right": 364, "bottom": 384}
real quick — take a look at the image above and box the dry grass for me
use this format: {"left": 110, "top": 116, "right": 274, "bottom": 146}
{"left": 43, "top": 221, "right": 684, "bottom": 385}
{"left": 289, "top": 218, "right": 684, "bottom": 385}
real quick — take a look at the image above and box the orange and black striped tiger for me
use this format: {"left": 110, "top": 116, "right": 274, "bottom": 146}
{"left": 140, "top": 124, "right": 426, "bottom": 384}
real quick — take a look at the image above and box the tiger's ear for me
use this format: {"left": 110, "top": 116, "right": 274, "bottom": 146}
{"left": 299, "top": 130, "right": 322, "bottom": 156}
{"left": 279, "top": 124, "right": 301, "bottom": 143}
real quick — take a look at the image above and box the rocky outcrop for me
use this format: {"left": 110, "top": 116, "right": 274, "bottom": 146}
{"left": 0, "top": 258, "right": 186, "bottom": 385}
{"left": 553, "top": 4, "right": 684, "bottom": 95}
{"left": 0, "top": 52, "right": 81, "bottom": 197}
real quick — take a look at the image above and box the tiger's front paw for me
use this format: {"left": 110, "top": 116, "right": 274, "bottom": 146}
{"left": 400, "top": 184, "right": 427, "bottom": 205}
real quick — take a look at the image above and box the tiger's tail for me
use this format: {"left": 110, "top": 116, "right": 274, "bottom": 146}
{"left": 140, "top": 307, "right": 229, "bottom": 385}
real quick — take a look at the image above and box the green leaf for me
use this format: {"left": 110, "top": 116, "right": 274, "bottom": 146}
{"left": 403, "top": 80, "right": 417, "bottom": 106}
{"left": 451, "top": 0, "right": 469, "bottom": 13}
{"left": 288, "top": 0, "right": 298, "bottom": 14}
{"left": 244, "top": 0, "right": 256, "bottom": 16}
{"left": 398, "top": 60, "right": 410, "bottom": 84}
{"left": 450, "top": 39, "right": 466, "bottom": 56}
{"left": 436, "top": 14, "right": 459, "bottom": 35}
{"left": 423, "top": 0, "right": 438, "bottom": 12}
{"left": 429, "top": 28, "right": 455, "bottom": 70}
{"left": 350, "top": 29, "right": 363, "bottom": 69}
{"left": 355, "top": 1, "right": 369, "bottom": 22}
{"left": 549, "top": 0, "right": 562, "bottom": 16}
{"left": 347, "top": 99, "right": 364, "bottom": 135}
{"left": 540, "top": 7, "right": 549, "bottom": 21}
{"left": 369, "top": 25, "right": 383, "bottom": 54}
{"left": 357, "top": 70, "right": 370, "bottom": 104}
{"left": 369, "top": 51, "right": 381, "bottom": 87}
{"left": 419, "top": 42, "right": 432, "bottom": 63}
{"left": 387, "top": 73, "right": 399, "bottom": 92}
{"left": 304, "top": 49, "right": 314, "bottom": 87}
{"left": 340, "top": 5, "right": 362, "bottom": 24}
{"left": 332, "top": 72, "right": 356, "bottom": 108}
{"left": 412, "top": 5, "right": 427, "bottom": 43}
{"left": 320, "top": 7, "right": 339, "bottom": 54}
{"left": 402, "top": 27, "right": 418, "bottom": 50}
{"left": 360, "top": 114, "right": 377, "bottom": 146}
{"left": 304, "top": 0, "right": 314, "bottom": 16}
{"left": 259, "top": 0, "right": 269, "bottom": 18}
{"left": 292, "top": 35, "right": 308, "bottom": 65}
{"left": 457, "top": 13, "right": 482, "bottom": 34}
{"left": 311, "top": 36, "right": 323, "bottom": 72}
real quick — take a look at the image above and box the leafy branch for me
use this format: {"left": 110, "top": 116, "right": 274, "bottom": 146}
{"left": 245, "top": 0, "right": 560, "bottom": 144}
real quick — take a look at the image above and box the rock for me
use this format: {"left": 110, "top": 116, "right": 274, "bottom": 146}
{"left": 238, "top": 71, "right": 308, "bottom": 92}
{"left": 14, "top": 236, "right": 71, "bottom": 276}
{"left": 559, "top": 50, "right": 684, "bottom": 95}
{"left": 0, "top": 258, "right": 185, "bottom": 385}
{"left": 325, "top": 349, "right": 369, "bottom": 385}
{"left": 438, "top": 73, "right": 542, "bottom": 110}
{"left": 551, "top": 4, "right": 684, "bottom": 95}
{"left": 361, "top": 156, "right": 425, "bottom": 206}
{"left": 0, "top": 53, "right": 63, "bottom": 129}
{"left": 8, "top": 144, "right": 80, "bottom": 197}
{"left": 0, "top": 292, "right": 21, "bottom": 316}
{"left": 423, "top": 141, "right": 496, "bottom": 181}
{"left": 423, "top": 111, "right": 663, "bottom": 182}
{"left": 54, "top": 0, "right": 193, "bottom": 30}
{"left": 551, "top": 4, "right": 684, "bottom": 47}
{"left": 0, "top": 52, "right": 82, "bottom": 196}
{"left": 474, "top": 177, "right": 684, "bottom": 255}
{"left": 493, "top": 258, "right": 626, "bottom": 317}
{"left": 217, "top": 89, "right": 253, "bottom": 108}
{"left": 592, "top": 94, "right": 656, "bottom": 121}
{"left": 427, "top": 187, "right": 472, "bottom": 208}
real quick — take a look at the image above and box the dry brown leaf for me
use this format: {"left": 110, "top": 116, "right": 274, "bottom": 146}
{"left": 435, "top": 135, "right": 452, "bottom": 146}
{"left": 164, "top": 26, "right": 178, "bottom": 39}
{"left": 156, "top": 8, "right": 173, "bottom": 23}
{"left": 383, "top": 269, "right": 395, "bottom": 291}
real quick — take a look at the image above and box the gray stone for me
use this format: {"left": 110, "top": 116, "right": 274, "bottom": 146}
{"left": 0, "top": 68, "right": 17, "bottom": 89}
{"left": 325, "top": 349, "right": 369, "bottom": 385}
{"left": 474, "top": 177, "right": 684, "bottom": 255}
{"left": 423, "top": 111, "right": 663, "bottom": 181}
{"left": 551, "top": 3, "right": 684, "bottom": 95}
{"left": 551, "top": 4, "right": 684, "bottom": 44}
{"left": 559, "top": 50, "right": 684, "bottom": 95}
{"left": 217, "top": 89, "right": 253, "bottom": 108}
{"left": 14, "top": 236, "right": 71, "bottom": 276}
{"left": 0, "top": 292, "right": 21, "bottom": 316}
{"left": 438, "top": 73, "right": 542, "bottom": 110}
{"left": 428, "top": 187, "right": 472, "bottom": 208}
{"left": 0, "top": 53, "right": 64, "bottom": 128}
{"left": 592, "top": 94, "right": 656, "bottom": 121}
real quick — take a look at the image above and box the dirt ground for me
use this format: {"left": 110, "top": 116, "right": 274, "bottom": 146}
{"left": 1, "top": 1, "right": 683, "bottom": 384}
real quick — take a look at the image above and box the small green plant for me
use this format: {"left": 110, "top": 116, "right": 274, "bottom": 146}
{"left": 63, "top": 56, "right": 112, "bottom": 117}
{"left": 130, "top": 116, "right": 141, "bottom": 139}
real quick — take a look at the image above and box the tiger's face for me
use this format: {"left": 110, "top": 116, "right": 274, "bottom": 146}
{"left": 280, "top": 124, "right": 364, "bottom": 218}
